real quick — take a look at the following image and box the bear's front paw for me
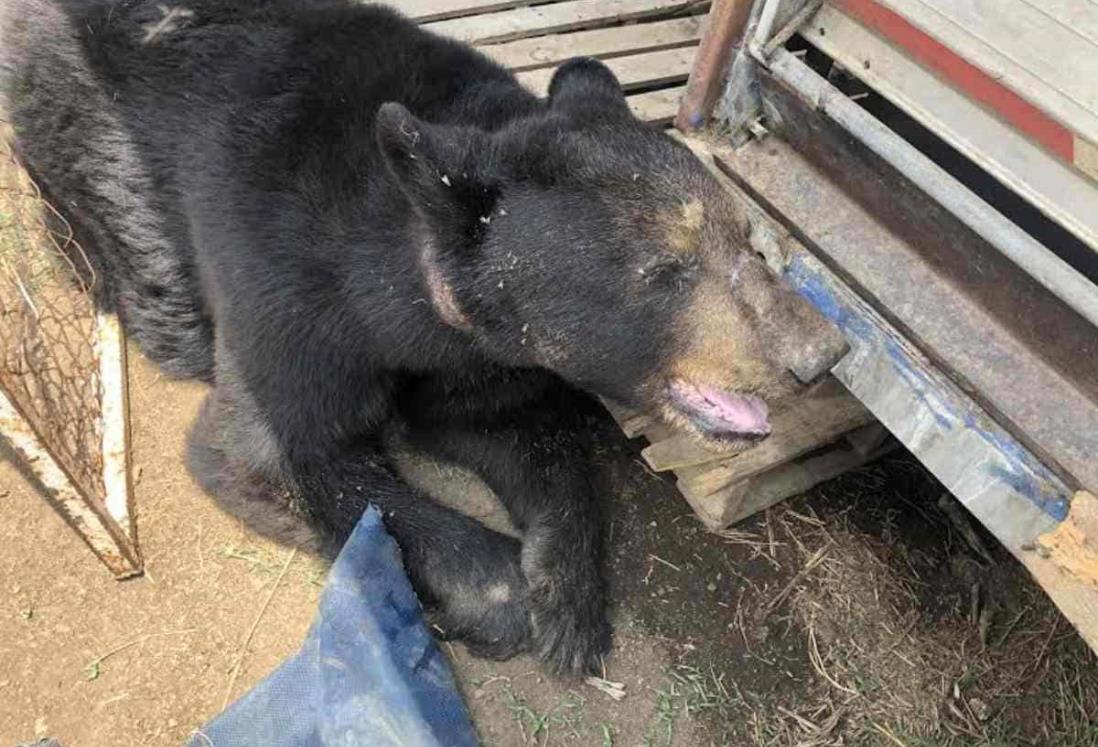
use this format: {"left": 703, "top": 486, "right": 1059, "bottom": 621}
{"left": 528, "top": 587, "right": 612, "bottom": 676}
{"left": 521, "top": 527, "right": 612, "bottom": 675}
{"left": 427, "top": 538, "right": 533, "bottom": 662}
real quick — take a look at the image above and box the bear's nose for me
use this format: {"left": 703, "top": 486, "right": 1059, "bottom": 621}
{"left": 788, "top": 333, "right": 850, "bottom": 384}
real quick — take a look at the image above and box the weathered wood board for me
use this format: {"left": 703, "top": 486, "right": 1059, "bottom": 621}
{"left": 603, "top": 377, "right": 886, "bottom": 529}
{"left": 392, "top": 0, "right": 705, "bottom": 125}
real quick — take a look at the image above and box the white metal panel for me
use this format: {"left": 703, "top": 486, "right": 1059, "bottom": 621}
{"left": 879, "top": 0, "right": 1098, "bottom": 144}
{"left": 1017, "top": 0, "right": 1098, "bottom": 46}
{"left": 804, "top": 5, "right": 1098, "bottom": 252}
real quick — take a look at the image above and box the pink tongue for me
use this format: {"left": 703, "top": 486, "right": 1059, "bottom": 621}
{"left": 670, "top": 381, "right": 771, "bottom": 435}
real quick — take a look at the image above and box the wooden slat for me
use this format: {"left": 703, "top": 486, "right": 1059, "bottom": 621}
{"left": 425, "top": 0, "right": 709, "bottom": 45}
{"left": 674, "top": 386, "right": 875, "bottom": 497}
{"left": 517, "top": 46, "right": 695, "bottom": 95}
{"left": 680, "top": 439, "right": 895, "bottom": 529}
{"left": 642, "top": 378, "right": 867, "bottom": 473}
{"left": 395, "top": 0, "right": 535, "bottom": 24}
{"left": 723, "top": 438, "right": 896, "bottom": 526}
{"left": 598, "top": 396, "right": 654, "bottom": 438}
{"left": 1028, "top": 491, "right": 1098, "bottom": 653}
{"left": 482, "top": 16, "right": 704, "bottom": 71}
{"left": 627, "top": 85, "right": 686, "bottom": 123}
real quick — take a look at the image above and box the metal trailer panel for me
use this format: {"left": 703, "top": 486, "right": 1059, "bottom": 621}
{"left": 873, "top": 0, "right": 1098, "bottom": 148}
{"left": 802, "top": 4, "right": 1098, "bottom": 253}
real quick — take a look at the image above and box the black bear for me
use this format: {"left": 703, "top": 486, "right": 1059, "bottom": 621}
{"left": 2, "top": 0, "right": 846, "bottom": 674}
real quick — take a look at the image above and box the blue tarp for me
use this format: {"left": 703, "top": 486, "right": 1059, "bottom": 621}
{"left": 187, "top": 507, "right": 478, "bottom": 747}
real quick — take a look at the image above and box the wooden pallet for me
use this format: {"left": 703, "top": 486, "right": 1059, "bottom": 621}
{"left": 391, "top": 0, "right": 711, "bottom": 125}
{"left": 604, "top": 378, "right": 895, "bottom": 529}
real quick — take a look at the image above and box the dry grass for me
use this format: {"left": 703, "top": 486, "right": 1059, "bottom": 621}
{"left": 724, "top": 462, "right": 1098, "bottom": 746}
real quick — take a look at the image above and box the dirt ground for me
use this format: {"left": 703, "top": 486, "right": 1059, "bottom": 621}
{"left": 3, "top": 351, "right": 1098, "bottom": 747}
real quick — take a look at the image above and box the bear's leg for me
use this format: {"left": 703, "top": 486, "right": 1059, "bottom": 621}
{"left": 186, "top": 380, "right": 532, "bottom": 661}
{"left": 290, "top": 442, "right": 534, "bottom": 661}
{"left": 405, "top": 397, "right": 610, "bottom": 675}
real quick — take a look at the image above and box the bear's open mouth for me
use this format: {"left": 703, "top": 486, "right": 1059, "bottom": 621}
{"left": 667, "top": 380, "right": 771, "bottom": 442}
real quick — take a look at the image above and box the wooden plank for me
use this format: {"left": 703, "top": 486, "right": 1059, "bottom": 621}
{"left": 864, "top": 0, "right": 1098, "bottom": 143}
{"left": 679, "top": 477, "right": 750, "bottom": 528}
{"left": 395, "top": 0, "right": 536, "bottom": 24}
{"left": 627, "top": 85, "right": 686, "bottom": 123}
{"left": 1026, "top": 491, "right": 1098, "bottom": 653}
{"left": 722, "top": 438, "right": 896, "bottom": 525}
{"left": 641, "top": 420, "right": 675, "bottom": 444}
{"left": 680, "top": 439, "right": 895, "bottom": 529}
{"left": 844, "top": 422, "right": 890, "bottom": 457}
{"left": 675, "top": 384, "right": 875, "bottom": 497}
{"left": 482, "top": 16, "right": 704, "bottom": 71}
{"left": 1036, "top": 491, "right": 1098, "bottom": 587}
{"left": 642, "top": 430, "right": 748, "bottom": 473}
{"left": 425, "top": 0, "right": 709, "bottom": 45}
{"left": 518, "top": 46, "right": 696, "bottom": 95}
{"left": 806, "top": 5, "right": 1098, "bottom": 251}
{"left": 598, "top": 396, "right": 654, "bottom": 438}
{"left": 642, "top": 377, "right": 867, "bottom": 472}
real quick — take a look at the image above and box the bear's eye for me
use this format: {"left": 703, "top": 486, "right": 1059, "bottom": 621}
{"left": 638, "top": 255, "right": 692, "bottom": 291}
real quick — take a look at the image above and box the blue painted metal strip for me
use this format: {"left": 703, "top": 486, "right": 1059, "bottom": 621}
{"left": 786, "top": 253, "right": 1070, "bottom": 526}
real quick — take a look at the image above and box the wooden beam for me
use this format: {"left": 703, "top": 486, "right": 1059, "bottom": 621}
{"left": 598, "top": 396, "right": 654, "bottom": 438}
{"left": 518, "top": 46, "right": 696, "bottom": 95}
{"left": 641, "top": 378, "right": 872, "bottom": 473}
{"left": 425, "top": 0, "right": 710, "bottom": 45}
{"left": 673, "top": 384, "right": 874, "bottom": 497}
{"left": 483, "top": 16, "right": 705, "bottom": 71}
{"left": 1028, "top": 491, "right": 1098, "bottom": 653}
{"left": 396, "top": 0, "right": 537, "bottom": 24}
{"left": 627, "top": 85, "right": 687, "bottom": 124}
{"left": 681, "top": 439, "right": 896, "bottom": 529}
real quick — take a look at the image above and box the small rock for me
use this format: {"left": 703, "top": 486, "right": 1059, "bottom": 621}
{"left": 969, "top": 697, "right": 991, "bottom": 721}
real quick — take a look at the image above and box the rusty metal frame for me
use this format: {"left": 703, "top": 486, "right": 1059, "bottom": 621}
{"left": 678, "top": 9, "right": 1098, "bottom": 648}
{"left": 0, "top": 312, "right": 141, "bottom": 578}
{"left": 674, "top": 0, "right": 754, "bottom": 130}
{"left": 687, "top": 135, "right": 1098, "bottom": 650}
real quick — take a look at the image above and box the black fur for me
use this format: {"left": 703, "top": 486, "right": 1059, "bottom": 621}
{"left": 3, "top": 0, "right": 740, "bottom": 674}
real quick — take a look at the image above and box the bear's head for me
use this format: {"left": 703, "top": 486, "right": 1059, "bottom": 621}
{"left": 376, "top": 58, "right": 847, "bottom": 447}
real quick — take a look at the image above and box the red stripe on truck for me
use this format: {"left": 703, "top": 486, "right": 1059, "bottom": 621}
{"left": 834, "top": 0, "right": 1075, "bottom": 162}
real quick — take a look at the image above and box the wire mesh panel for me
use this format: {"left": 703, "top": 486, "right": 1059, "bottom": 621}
{"left": 0, "top": 133, "right": 141, "bottom": 577}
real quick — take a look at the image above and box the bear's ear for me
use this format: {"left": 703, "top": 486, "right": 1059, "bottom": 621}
{"left": 548, "top": 57, "right": 630, "bottom": 120}
{"left": 375, "top": 102, "right": 491, "bottom": 210}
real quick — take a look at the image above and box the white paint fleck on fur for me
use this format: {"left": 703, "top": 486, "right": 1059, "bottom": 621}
{"left": 486, "top": 583, "right": 511, "bottom": 604}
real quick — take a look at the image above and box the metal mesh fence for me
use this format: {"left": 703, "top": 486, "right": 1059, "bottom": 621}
{"left": 0, "top": 133, "right": 106, "bottom": 502}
